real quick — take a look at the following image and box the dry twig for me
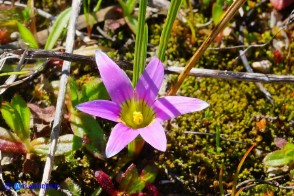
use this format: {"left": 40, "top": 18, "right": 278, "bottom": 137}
{"left": 39, "top": 1, "right": 81, "bottom": 195}
{"left": 1, "top": 49, "right": 294, "bottom": 93}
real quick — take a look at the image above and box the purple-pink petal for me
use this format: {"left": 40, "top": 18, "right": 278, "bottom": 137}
{"left": 76, "top": 100, "right": 120, "bottom": 122}
{"left": 153, "top": 96, "right": 209, "bottom": 122}
{"left": 135, "top": 57, "right": 164, "bottom": 105}
{"left": 95, "top": 51, "right": 134, "bottom": 104}
{"left": 106, "top": 123, "right": 139, "bottom": 158}
{"left": 139, "top": 120, "right": 167, "bottom": 151}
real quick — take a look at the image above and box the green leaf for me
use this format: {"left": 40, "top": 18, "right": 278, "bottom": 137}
{"left": 0, "top": 127, "right": 27, "bottom": 153}
{"left": 31, "top": 134, "right": 81, "bottom": 156}
{"left": 212, "top": 3, "right": 224, "bottom": 24}
{"left": 0, "top": 127, "right": 22, "bottom": 142}
{"left": 263, "top": 143, "right": 294, "bottom": 167}
{"left": 30, "top": 137, "right": 48, "bottom": 154}
{"left": 125, "top": 0, "right": 137, "bottom": 16}
{"left": 140, "top": 165, "right": 158, "bottom": 184}
{"left": 1, "top": 101, "right": 29, "bottom": 141}
{"left": 69, "top": 78, "right": 80, "bottom": 106}
{"left": 125, "top": 15, "right": 138, "bottom": 34}
{"left": 70, "top": 112, "right": 106, "bottom": 159}
{"left": 118, "top": 0, "right": 136, "bottom": 17}
{"left": 215, "top": 125, "right": 222, "bottom": 153}
{"left": 11, "top": 95, "right": 31, "bottom": 136}
{"left": 56, "top": 134, "right": 82, "bottom": 155}
{"left": 69, "top": 78, "right": 108, "bottom": 107}
{"left": 119, "top": 164, "right": 145, "bottom": 194}
{"left": 0, "top": 71, "right": 30, "bottom": 77}
{"left": 82, "top": 79, "right": 108, "bottom": 101}
{"left": 93, "top": 0, "right": 103, "bottom": 12}
{"left": 22, "top": 7, "right": 31, "bottom": 22}
{"left": 132, "top": 0, "right": 147, "bottom": 86}
{"left": 83, "top": 0, "right": 95, "bottom": 31}
{"left": 157, "top": 0, "right": 182, "bottom": 62}
{"left": 16, "top": 22, "right": 38, "bottom": 48}
{"left": 44, "top": 8, "right": 72, "bottom": 50}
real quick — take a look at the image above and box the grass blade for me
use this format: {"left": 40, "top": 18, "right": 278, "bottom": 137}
{"left": 44, "top": 8, "right": 72, "bottom": 50}
{"left": 132, "top": 0, "right": 147, "bottom": 86}
{"left": 157, "top": 0, "right": 182, "bottom": 62}
{"left": 16, "top": 22, "right": 39, "bottom": 48}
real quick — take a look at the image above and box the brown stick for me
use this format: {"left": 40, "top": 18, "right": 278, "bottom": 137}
{"left": 3, "top": 49, "right": 294, "bottom": 85}
{"left": 167, "top": 0, "right": 247, "bottom": 95}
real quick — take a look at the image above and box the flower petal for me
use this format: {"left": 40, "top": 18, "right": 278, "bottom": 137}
{"left": 135, "top": 57, "right": 164, "bottom": 105}
{"left": 96, "top": 50, "right": 134, "bottom": 104}
{"left": 153, "top": 96, "right": 209, "bottom": 122}
{"left": 76, "top": 100, "right": 120, "bottom": 122}
{"left": 106, "top": 123, "right": 139, "bottom": 158}
{"left": 139, "top": 120, "right": 166, "bottom": 151}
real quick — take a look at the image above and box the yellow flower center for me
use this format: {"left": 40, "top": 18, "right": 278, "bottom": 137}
{"left": 133, "top": 111, "right": 144, "bottom": 125}
{"left": 120, "top": 99, "right": 155, "bottom": 129}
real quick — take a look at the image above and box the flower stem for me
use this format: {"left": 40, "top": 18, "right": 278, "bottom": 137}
{"left": 128, "top": 137, "right": 145, "bottom": 158}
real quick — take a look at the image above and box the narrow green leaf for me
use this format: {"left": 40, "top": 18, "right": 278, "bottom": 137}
{"left": 83, "top": 0, "right": 95, "bottom": 31}
{"left": 69, "top": 78, "right": 80, "bottom": 106}
{"left": 125, "top": 15, "right": 138, "bottom": 34}
{"left": 125, "top": 0, "right": 137, "bottom": 16}
{"left": 120, "top": 164, "right": 145, "bottom": 193}
{"left": 215, "top": 125, "right": 221, "bottom": 153}
{"left": 30, "top": 137, "right": 48, "bottom": 155}
{"left": 263, "top": 143, "right": 294, "bottom": 167}
{"left": 44, "top": 8, "right": 72, "bottom": 50}
{"left": 93, "top": 0, "right": 103, "bottom": 12}
{"left": 140, "top": 24, "right": 148, "bottom": 74}
{"left": 0, "top": 127, "right": 22, "bottom": 142}
{"left": 16, "top": 22, "right": 38, "bottom": 48}
{"left": 118, "top": 0, "right": 129, "bottom": 16}
{"left": 212, "top": 3, "right": 224, "bottom": 24}
{"left": 56, "top": 134, "right": 81, "bottom": 155}
{"left": 157, "top": 0, "right": 182, "bottom": 62}
{"left": 140, "top": 165, "right": 158, "bottom": 184}
{"left": 132, "top": 0, "right": 147, "bottom": 86}
{"left": 31, "top": 134, "right": 81, "bottom": 156}
{"left": 0, "top": 127, "right": 27, "bottom": 153}
{"left": 1, "top": 102, "right": 28, "bottom": 141}
{"left": 0, "top": 71, "right": 30, "bottom": 77}
{"left": 11, "top": 95, "right": 30, "bottom": 136}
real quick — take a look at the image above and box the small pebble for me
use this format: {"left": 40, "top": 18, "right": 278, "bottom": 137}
{"left": 251, "top": 60, "right": 272, "bottom": 73}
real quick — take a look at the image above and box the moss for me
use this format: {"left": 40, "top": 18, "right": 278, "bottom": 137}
{"left": 149, "top": 15, "right": 294, "bottom": 192}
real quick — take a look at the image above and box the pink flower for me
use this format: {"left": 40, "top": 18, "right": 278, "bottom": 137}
{"left": 76, "top": 51, "right": 209, "bottom": 158}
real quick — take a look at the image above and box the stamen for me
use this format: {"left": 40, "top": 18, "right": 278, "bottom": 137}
{"left": 133, "top": 111, "right": 144, "bottom": 125}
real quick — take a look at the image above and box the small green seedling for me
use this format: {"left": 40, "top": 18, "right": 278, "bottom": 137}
{"left": 0, "top": 95, "right": 79, "bottom": 157}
